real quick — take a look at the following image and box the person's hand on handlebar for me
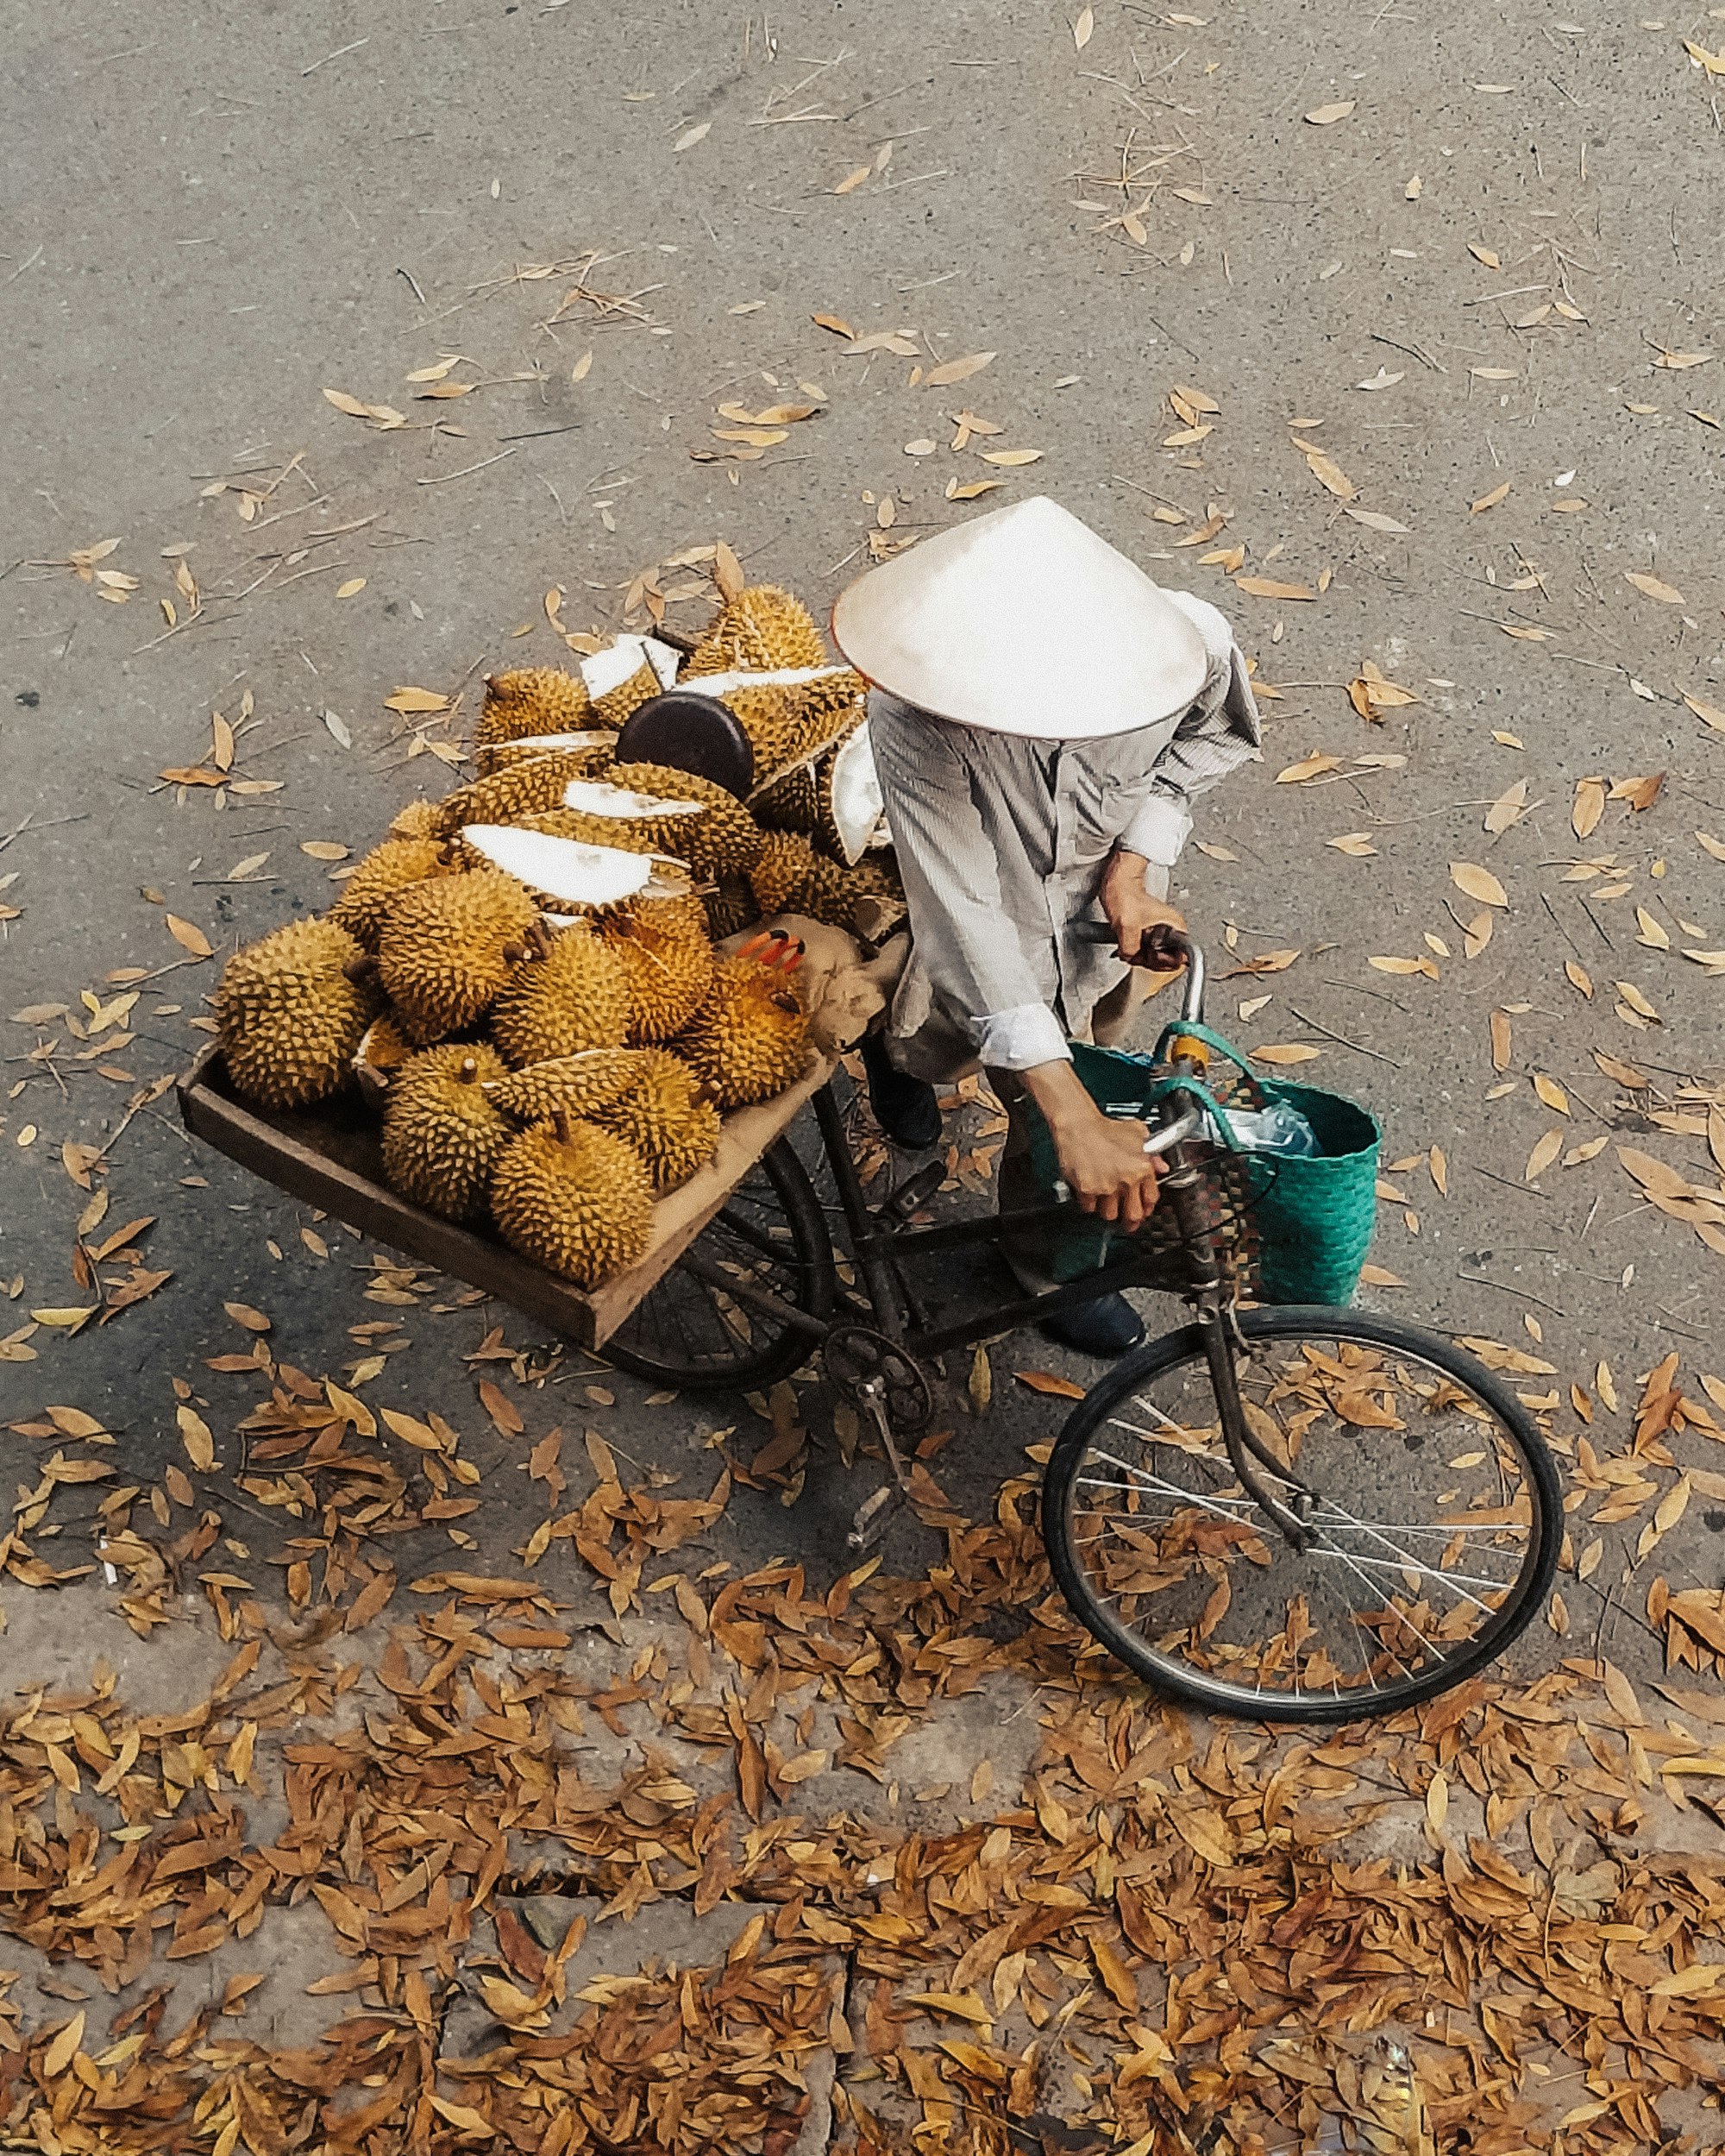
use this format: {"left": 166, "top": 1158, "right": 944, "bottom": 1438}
{"left": 1098, "top": 847, "right": 1189, "bottom": 968}
{"left": 1021, "top": 1063, "right": 1164, "bottom": 1230}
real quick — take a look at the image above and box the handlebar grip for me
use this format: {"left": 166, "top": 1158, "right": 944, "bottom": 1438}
{"left": 1140, "top": 921, "right": 1192, "bottom": 972}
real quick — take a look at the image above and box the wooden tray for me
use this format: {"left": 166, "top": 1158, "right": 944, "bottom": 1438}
{"left": 176, "top": 1043, "right": 834, "bottom": 1350}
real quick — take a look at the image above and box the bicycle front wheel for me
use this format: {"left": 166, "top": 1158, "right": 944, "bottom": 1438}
{"left": 1044, "top": 1307, "right": 1561, "bottom": 1722}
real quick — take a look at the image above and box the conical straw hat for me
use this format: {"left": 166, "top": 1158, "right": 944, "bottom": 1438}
{"left": 831, "top": 494, "right": 1208, "bottom": 741}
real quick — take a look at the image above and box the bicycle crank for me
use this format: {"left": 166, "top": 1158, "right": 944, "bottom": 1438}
{"left": 822, "top": 1325, "right": 933, "bottom": 1550}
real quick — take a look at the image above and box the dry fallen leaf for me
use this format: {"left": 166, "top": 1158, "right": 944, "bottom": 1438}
{"left": 1625, "top": 569, "right": 1684, "bottom": 605}
{"left": 1304, "top": 101, "right": 1356, "bottom": 124}
{"left": 1451, "top": 861, "right": 1509, "bottom": 908}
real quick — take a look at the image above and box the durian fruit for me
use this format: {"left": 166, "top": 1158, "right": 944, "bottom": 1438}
{"left": 605, "top": 762, "right": 767, "bottom": 877}
{"left": 491, "top": 1120, "right": 654, "bottom": 1288}
{"left": 750, "top": 763, "right": 819, "bottom": 834}
{"left": 705, "top": 874, "right": 762, "bottom": 941}
{"left": 814, "top": 720, "right": 886, "bottom": 864}
{"left": 475, "top": 732, "right": 612, "bottom": 781}
{"left": 453, "top": 808, "right": 655, "bottom": 869}
{"left": 485, "top": 1048, "right": 652, "bottom": 1126}
{"left": 216, "top": 916, "right": 380, "bottom": 1109}
{"left": 478, "top": 667, "right": 593, "bottom": 747}
{"left": 390, "top": 798, "right": 445, "bottom": 841}
{"left": 331, "top": 837, "right": 450, "bottom": 950}
{"left": 489, "top": 923, "right": 631, "bottom": 1065}
{"left": 380, "top": 1043, "right": 513, "bottom": 1222}
{"left": 552, "top": 779, "right": 709, "bottom": 857}
{"left": 434, "top": 753, "right": 597, "bottom": 838}
{"left": 672, "top": 941, "right": 810, "bottom": 1109}
{"left": 748, "top": 830, "right": 898, "bottom": 933}
{"left": 376, "top": 870, "right": 540, "bottom": 1044}
{"left": 591, "top": 663, "right": 662, "bottom": 730}
{"left": 591, "top": 1049, "right": 721, "bottom": 1191}
{"left": 600, "top": 890, "right": 715, "bottom": 1043}
{"left": 686, "top": 585, "right": 827, "bottom": 675}
{"left": 458, "top": 825, "right": 670, "bottom": 912}
{"left": 697, "top": 667, "right": 866, "bottom": 787}
{"left": 353, "top": 1009, "right": 414, "bottom": 1101}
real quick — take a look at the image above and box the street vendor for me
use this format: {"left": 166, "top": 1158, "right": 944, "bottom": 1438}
{"left": 831, "top": 494, "right": 1260, "bottom": 1357}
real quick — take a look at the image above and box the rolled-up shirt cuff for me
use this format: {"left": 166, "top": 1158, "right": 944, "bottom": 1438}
{"left": 1120, "top": 792, "right": 1192, "bottom": 869}
{"left": 975, "top": 1003, "right": 1071, "bottom": 1072}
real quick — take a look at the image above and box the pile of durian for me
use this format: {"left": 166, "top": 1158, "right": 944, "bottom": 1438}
{"left": 212, "top": 582, "right": 900, "bottom": 1289}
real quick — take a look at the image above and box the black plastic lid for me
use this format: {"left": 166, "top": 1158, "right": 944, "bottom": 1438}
{"left": 614, "top": 690, "right": 755, "bottom": 799}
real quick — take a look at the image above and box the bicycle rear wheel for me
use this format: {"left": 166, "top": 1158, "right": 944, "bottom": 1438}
{"left": 601, "top": 1139, "right": 836, "bottom": 1392}
{"left": 1044, "top": 1307, "right": 1561, "bottom": 1722}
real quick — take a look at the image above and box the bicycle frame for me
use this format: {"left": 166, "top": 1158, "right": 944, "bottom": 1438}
{"left": 677, "top": 930, "right": 1318, "bottom": 1549}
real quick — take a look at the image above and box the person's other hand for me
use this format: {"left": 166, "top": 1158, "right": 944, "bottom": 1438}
{"left": 1052, "top": 1105, "right": 1164, "bottom": 1231}
{"left": 1099, "top": 847, "right": 1188, "bottom": 965}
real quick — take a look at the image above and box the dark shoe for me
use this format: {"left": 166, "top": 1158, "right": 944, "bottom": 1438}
{"left": 1038, "top": 1292, "right": 1145, "bottom": 1358}
{"left": 860, "top": 1033, "right": 943, "bottom": 1149}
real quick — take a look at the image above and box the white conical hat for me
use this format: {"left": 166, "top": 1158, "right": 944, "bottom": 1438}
{"left": 831, "top": 495, "right": 1208, "bottom": 740}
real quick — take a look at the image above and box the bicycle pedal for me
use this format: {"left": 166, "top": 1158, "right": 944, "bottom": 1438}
{"left": 877, "top": 1160, "right": 944, "bottom": 1223}
{"left": 847, "top": 1482, "right": 901, "bottom": 1550}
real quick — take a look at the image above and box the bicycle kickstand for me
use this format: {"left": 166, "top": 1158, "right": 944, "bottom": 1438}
{"left": 846, "top": 1379, "right": 915, "bottom": 1550}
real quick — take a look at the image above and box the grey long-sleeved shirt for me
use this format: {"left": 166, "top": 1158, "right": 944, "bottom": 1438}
{"left": 869, "top": 589, "right": 1259, "bottom": 1073}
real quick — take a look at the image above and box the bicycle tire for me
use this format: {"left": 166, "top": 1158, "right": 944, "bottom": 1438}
{"left": 601, "top": 1138, "right": 837, "bottom": 1392}
{"left": 1043, "top": 1305, "right": 1562, "bottom": 1723}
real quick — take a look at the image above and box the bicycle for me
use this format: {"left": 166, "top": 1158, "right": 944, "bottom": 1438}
{"left": 603, "top": 929, "right": 1561, "bottom": 1724}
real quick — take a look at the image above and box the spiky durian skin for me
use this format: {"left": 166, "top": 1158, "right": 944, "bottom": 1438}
{"left": 687, "top": 586, "right": 827, "bottom": 675}
{"left": 216, "top": 916, "right": 380, "bottom": 1110}
{"left": 354, "top": 1009, "right": 414, "bottom": 1097}
{"left": 716, "top": 682, "right": 800, "bottom": 776}
{"left": 491, "top": 1122, "right": 653, "bottom": 1288}
{"left": 488, "top": 926, "right": 631, "bottom": 1066}
{"left": 475, "top": 735, "right": 613, "bottom": 781}
{"left": 380, "top": 1043, "right": 513, "bottom": 1223}
{"left": 486, "top": 1048, "right": 653, "bottom": 1125}
{"left": 604, "top": 762, "right": 767, "bottom": 876}
{"left": 590, "top": 663, "right": 661, "bottom": 730}
{"left": 434, "top": 755, "right": 594, "bottom": 839}
{"left": 600, "top": 893, "right": 715, "bottom": 1044}
{"left": 390, "top": 799, "right": 445, "bottom": 841}
{"left": 478, "top": 668, "right": 593, "bottom": 747}
{"left": 671, "top": 954, "right": 810, "bottom": 1109}
{"left": 591, "top": 1050, "right": 721, "bottom": 1191}
{"left": 704, "top": 875, "right": 762, "bottom": 941}
{"left": 376, "top": 871, "right": 540, "bottom": 1045}
{"left": 331, "top": 838, "right": 449, "bottom": 951}
{"left": 750, "top": 764, "right": 819, "bottom": 834}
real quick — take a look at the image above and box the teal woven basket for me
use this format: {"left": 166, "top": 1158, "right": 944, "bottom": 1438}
{"left": 1022, "top": 1029, "right": 1380, "bottom": 1304}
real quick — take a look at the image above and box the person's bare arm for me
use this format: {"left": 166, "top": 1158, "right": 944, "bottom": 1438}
{"left": 1020, "top": 1059, "right": 1163, "bottom": 1231}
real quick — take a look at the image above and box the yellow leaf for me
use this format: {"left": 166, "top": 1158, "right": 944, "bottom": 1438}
{"left": 946, "top": 479, "right": 1003, "bottom": 500}
{"left": 1471, "top": 479, "right": 1512, "bottom": 513}
{"left": 383, "top": 687, "right": 450, "bottom": 714}
{"left": 1014, "top": 1369, "right": 1087, "bottom": 1399}
{"left": 1684, "top": 694, "right": 1725, "bottom": 732}
{"left": 979, "top": 448, "right": 1043, "bottom": 466}
{"left": 1234, "top": 575, "right": 1316, "bottom": 600}
{"left": 1532, "top": 1073, "right": 1570, "bottom": 1115}
{"left": 924, "top": 350, "right": 995, "bottom": 387}
{"left": 812, "top": 311, "right": 856, "bottom": 338}
{"left": 1073, "top": 4, "right": 1095, "bottom": 48}
{"left": 1572, "top": 776, "right": 1606, "bottom": 838}
{"left": 178, "top": 1406, "right": 215, "bottom": 1471}
{"left": 166, "top": 914, "right": 214, "bottom": 958}
{"left": 1625, "top": 569, "right": 1684, "bottom": 604}
{"left": 673, "top": 121, "right": 712, "bottom": 151}
{"left": 1359, "top": 1262, "right": 1408, "bottom": 1287}
{"left": 1565, "top": 959, "right": 1594, "bottom": 997}
{"left": 1327, "top": 833, "right": 1377, "bottom": 855}
{"left": 1450, "top": 860, "right": 1509, "bottom": 908}
{"left": 43, "top": 2012, "right": 85, "bottom": 2078}
{"left": 1252, "top": 1044, "right": 1323, "bottom": 1065}
{"left": 832, "top": 164, "right": 872, "bottom": 195}
{"left": 1301, "top": 445, "right": 1358, "bottom": 500}
{"left": 335, "top": 577, "right": 367, "bottom": 599}
{"left": 1276, "top": 752, "right": 1342, "bottom": 783}
{"left": 430, "top": 2098, "right": 496, "bottom": 2137}
{"left": 1700, "top": 831, "right": 1725, "bottom": 863}
{"left": 1304, "top": 101, "right": 1356, "bottom": 123}
{"left": 1526, "top": 1128, "right": 1564, "bottom": 1180}
{"left": 1484, "top": 779, "right": 1527, "bottom": 832}
{"left": 322, "top": 387, "right": 372, "bottom": 416}
{"left": 1467, "top": 242, "right": 1502, "bottom": 268}
{"left": 571, "top": 349, "right": 593, "bottom": 383}
{"left": 1636, "top": 907, "right": 1671, "bottom": 950}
